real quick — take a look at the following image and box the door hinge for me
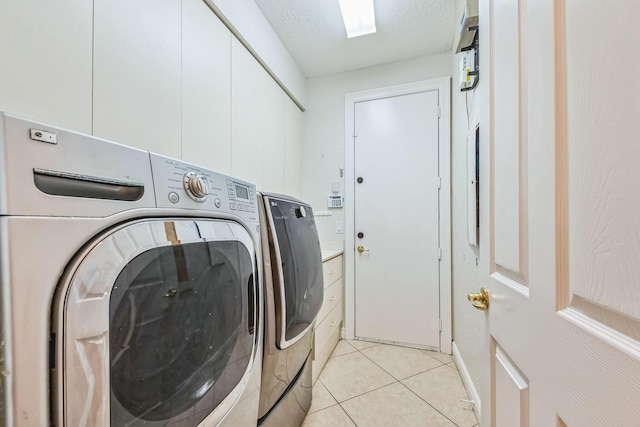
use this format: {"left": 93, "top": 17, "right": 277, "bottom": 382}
{"left": 438, "top": 248, "right": 442, "bottom": 260}
{"left": 437, "top": 176, "right": 441, "bottom": 189}
{"left": 437, "top": 106, "right": 441, "bottom": 118}
{"left": 439, "top": 318, "right": 442, "bottom": 331}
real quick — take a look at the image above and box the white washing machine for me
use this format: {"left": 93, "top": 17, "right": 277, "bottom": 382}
{"left": 0, "top": 112, "right": 263, "bottom": 426}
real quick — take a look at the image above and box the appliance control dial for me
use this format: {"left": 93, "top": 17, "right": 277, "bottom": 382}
{"left": 183, "top": 171, "right": 210, "bottom": 202}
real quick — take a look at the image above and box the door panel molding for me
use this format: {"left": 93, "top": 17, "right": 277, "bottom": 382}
{"left": 344, "top": 77, "right": 452, "bottom": 353}
{"left": 554, "top": 0, "right": 570, "bottom": 312}
{"left": 490, "top": 0, "right": 529, "bottom": 286}
{"left": 491, "top": 271, "right": 529, "bottom": 298}
{"left": 558, "top": 308, "right": 640, "bottom": 360}
{"left": 554, "top": 0, "right": 640, "bottom": 352}
{"left": 492, "top": 342, "right": 530, "bottom": 427}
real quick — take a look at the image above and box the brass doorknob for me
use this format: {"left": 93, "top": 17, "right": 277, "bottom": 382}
{"left": 467, "top": 287, "right": 489, "bottom": 310}
{"left": 357, "top": 245, "right": 370, "bottom": 253}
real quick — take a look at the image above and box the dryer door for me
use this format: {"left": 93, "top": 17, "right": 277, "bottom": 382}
{"left": 54, "top": 219, "right": 258, "bottom": 427}
{"left": 263, "top": 197, "right": 323, "bottom": 348}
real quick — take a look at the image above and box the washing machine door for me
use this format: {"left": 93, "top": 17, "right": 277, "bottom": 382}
{"left": 54, "top": 218, "right": 258, "bottom": 427}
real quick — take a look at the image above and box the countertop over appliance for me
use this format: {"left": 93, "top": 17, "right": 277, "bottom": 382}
{"left": 321, "top": 249, "right": 343, "bottom": 262}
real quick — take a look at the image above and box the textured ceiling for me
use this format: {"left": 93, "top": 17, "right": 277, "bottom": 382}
{"left": 253, "top": 0, "right": 456, "bottom": 78}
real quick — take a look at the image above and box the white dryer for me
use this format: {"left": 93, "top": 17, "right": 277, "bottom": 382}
{"left": 0, "top": 112, "right": 263, "bottom": 426}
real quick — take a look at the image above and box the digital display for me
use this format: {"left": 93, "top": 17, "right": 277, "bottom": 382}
{"left": 235, "top": 184, "right": 249, "bottom": 200}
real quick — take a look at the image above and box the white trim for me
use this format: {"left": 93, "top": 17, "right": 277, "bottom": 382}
{"left": 343, "top": 77, "right": 452, "bottom": 353}
{"left": 453, "top": 341, "right": 482, "bottom": 421}
{"left": 559, "top": 308, "right": 640, "bottom": 360}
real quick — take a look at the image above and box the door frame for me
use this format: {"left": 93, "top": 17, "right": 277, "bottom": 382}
{"left": 343, "top": 77, "right": 452, "bottom": 353}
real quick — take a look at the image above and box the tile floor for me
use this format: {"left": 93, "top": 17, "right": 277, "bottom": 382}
{"left": 303, "top": 340, "right": 478, "bottom": 427}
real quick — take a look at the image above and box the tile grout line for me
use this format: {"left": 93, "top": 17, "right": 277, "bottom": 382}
{"left": 354, "top": 343, "right": 462, "bottom": 426}
{"left": 350, "top": 344, "right": 463, "bottom": 426}
{"left": 356, "top": 346, "right": 404, "bottom": 380}
{"left": 326, "top": 349, "right": 358, "bottom": 361}
{"left": 311, "top": 342, "right": 474, "bottom": 426}
{"left": 337, "top": 403, "right": 360, "bottom": 427}
{"left": 327, "top": 344, "right": 441, "bottom": 418}
{"left": 357, "top": 345, "right": 447, "bottom": 382}
{"left": 337, "top": 380, "right": 400, "bottom": 406}
{"left": 330, "top": 345, "right": 398, "bottom": 405}
{"left": 399, "top": 362, "right": 451, "bottom": 381}
{"left": 397, "top": 380, "right": 462, "bottom": 427}
{"left": 316, "top": 377, "right": 361, "bottom": 426}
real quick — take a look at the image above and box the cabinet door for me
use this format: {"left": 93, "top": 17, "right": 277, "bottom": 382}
{"left": 93, "top": 0, "right": 181, "bottom": 158}
{"left": 0, "top": 1, "right": 92, "bottom": 133}
{"left": 231, "top": 37, "right": 285, "bottom": 191}
{"left": 182, "top": 0, "right": 232, "bottom": 173}
{"left": 262, "top": 92, "right": 286, "bottom": 193}
{"left": 284, "top": 97, "right": 303, "bottom": 199}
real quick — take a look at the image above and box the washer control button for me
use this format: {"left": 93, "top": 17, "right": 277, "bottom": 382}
{"left": 230, "top": 203, "right": 237, "bottom": 210}
{"left": 238, "top": 205, "right": 244, "bottom": 211}
{"left": 214, "top": 198, "right": 222, "bottom": 208}
{"left": 168, "top": 192, "right": 180, "bottom": 204}
{"left": 183, "top": 171, "right": 209, "bottom": 202}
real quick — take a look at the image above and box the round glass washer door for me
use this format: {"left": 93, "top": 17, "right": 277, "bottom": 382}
{"left": 57, "top": 219, "right": 258, "bottom": 427}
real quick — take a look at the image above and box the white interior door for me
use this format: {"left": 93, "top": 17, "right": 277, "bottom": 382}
{"left": 353, "top": 90, "right": 441, "bottom": 349}
{"left": 475, "top": 0, "right": 640, "bottom": 425}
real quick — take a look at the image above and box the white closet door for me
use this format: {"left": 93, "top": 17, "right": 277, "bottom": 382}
{"left": 231, "top": 37, "right": 285, "bottom": 191}
{"left": 0, "top": 1, "right": 93, "bottom": 133}
{"left": 182, "top": 0, "right": 232, "bottom": 173}
{"left": 284, "top": 97, "right": 303, "bottom": 199}
{"left": 93, "top": 0, "right": 181, "bottom": 158}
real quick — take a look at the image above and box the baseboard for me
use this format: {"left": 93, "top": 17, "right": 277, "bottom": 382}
{"left": 452, "top": 341, "right": 482, "bottom": 422}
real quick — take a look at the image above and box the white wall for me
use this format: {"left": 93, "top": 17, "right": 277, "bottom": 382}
{"left": 450, "top": 0, "right": 486, "bottom": 418}
{"left": 302, "top": 54, "right": 452, "bottom": 249}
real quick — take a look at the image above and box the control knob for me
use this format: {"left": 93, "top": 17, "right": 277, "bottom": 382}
{"left": 183, "top": 171, "right": 210, "bottom": 202}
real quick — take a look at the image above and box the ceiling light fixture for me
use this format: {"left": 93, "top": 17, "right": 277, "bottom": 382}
{"left": 338, "top": 0, "right": 376, "bottom": 39}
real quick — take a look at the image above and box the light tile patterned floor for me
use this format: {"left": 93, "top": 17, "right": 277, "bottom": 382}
{"left": 303, "top": 340, "right": 478, "bottom": 427}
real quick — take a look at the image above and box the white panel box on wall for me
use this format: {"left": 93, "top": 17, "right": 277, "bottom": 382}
{"left": 327, "top": 195, "right": 344, "bottom": 208}
{"left": 467, "top": 124, "right": 479, "bottom": 246}
{"left": 459, "top": 50, "right": 476, "bottom": 91}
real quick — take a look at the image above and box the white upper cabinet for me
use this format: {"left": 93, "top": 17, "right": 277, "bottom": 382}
{"left": 182, "top": 0, "right": 232, "bottom": 174}
{"left": 284, "top": 98, "right": 303, "bottom": 199}
{"left": 0, "top": 1, "right": 303, "bottom": 189}
{"left": 231, "top": 37, "right": 285, "bottom": 191}
{"left": 93, "top": 0, "right": 181, "bottom": 158}
{"left": 0, "top": 1, "right": 93, "bottom": 134}
{"left": 261, "top": 94, "right": 286, "bottom": 193}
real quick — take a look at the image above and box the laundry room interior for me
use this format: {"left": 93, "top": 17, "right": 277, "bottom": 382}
{"left": 2, "top": 0, "right": 640, "bottom": 426}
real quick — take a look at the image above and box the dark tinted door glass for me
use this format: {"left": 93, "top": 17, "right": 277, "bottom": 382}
{"left": 110, "top": 240, "right": 254, "bottom": 426}
{"left": 268, "top": 199, "right": 323, "bottom": 342}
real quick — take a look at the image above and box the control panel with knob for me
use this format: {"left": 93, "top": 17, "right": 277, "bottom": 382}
{"left": 149, "top": 153, "right": 258, "bottom": 223}
{"left": 183, "top": 171, "right": 210, "bottom": 202}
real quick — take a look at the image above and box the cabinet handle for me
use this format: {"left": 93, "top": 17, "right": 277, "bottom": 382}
{"left": 329, "top": 321, "right": 337, "bottom": 327}
{"left": 329, "top": 296, "right": 336, "bottom": 302}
